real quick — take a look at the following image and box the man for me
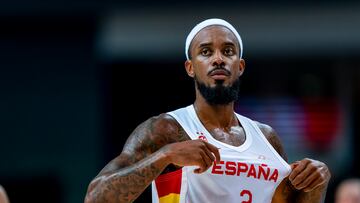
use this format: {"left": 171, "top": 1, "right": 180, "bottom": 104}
{"left": 335, "top": 178, "right": 360, "bottom": 203}
{"left": 85, "top": 18, "right": 331, "bottom": 203}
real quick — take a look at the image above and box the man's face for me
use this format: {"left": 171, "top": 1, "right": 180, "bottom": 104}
{"left": 186, "top": 25, "right": 245, "bottom": 105}
{"left": 189, "top": 25, "right": 244, "bottom": 86}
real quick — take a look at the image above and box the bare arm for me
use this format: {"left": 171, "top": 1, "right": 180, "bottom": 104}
{"left": 85, "top": 115, "right": 187, "bottom": 203}
{"left": 85, "top": 114, "right": 220, "bottom": 203}
{"left": 257, "top": 122, "right": 330, "bottom": 203}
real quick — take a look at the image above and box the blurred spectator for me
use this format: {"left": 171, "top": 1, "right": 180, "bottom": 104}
{"left": 335, "top": 178, "right": 360, "bottom": 203}
{"left": 0, "top": 185, "right": 9, "bottom": 203}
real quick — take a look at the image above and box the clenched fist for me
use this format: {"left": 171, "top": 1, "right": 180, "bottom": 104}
{"left": 162, "top": 139, "right": 221, "bottom": 173}
{"left": 289, "top": 158, "right": 331, "bottom": 192}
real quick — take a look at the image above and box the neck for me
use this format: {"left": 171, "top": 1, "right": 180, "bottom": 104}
{"left": 194, "top": 92, "right": 236, "bottom": 131}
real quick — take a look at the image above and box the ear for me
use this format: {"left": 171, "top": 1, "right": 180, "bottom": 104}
{"left": 238, "top": 59, "right": 245, "bottom": 76}
{"left": 185, "top": 60, "right": 195, "bottom": 78}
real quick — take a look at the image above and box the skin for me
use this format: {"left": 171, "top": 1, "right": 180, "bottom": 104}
{"left": 85, "top": 25, "right": 331, "bottom": 203}
{"left": 0, "top": 185, "right": 10, "bottom": 203}
{"left": 335, "top": 179, "right": 360, "bottom": 203}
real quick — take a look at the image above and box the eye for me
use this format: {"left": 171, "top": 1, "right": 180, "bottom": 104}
{"left": 224, "top": 47, "right": 235, "bottom": 56}
{"left": 200, "top": 48, "right": 212, "bottom": 56}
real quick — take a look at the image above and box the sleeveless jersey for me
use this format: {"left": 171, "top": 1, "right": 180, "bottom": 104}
{"left": 152, "top": 105, "right": 291, "bottom": 203}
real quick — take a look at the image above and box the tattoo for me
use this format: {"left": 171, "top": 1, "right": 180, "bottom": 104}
{"left": 278, "top": 179, "right": 327, "bottom": 203}
{"left": 85, "top": 114, "right": 190, "bottom": 203}
{"left": 91, "top": 154, "right": 162, "bottom": 202}
{"left": 282, "top": 179, "right": 293, "bottom": 198}
{"left": 294, "top": 184, "right": 328, "bottom": 203}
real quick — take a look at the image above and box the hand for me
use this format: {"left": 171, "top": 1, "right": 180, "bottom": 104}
{"left": 289, "top": 158, "right": 331, "bottom": 192}
{"left": 163, "top": 139, "right": 221, "bottom": 173}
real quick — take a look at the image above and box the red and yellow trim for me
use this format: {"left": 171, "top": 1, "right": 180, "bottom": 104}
{"left": 155, "top": 168, "right": 182, "bottom": 203}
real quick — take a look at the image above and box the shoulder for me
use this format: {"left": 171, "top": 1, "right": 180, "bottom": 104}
{"left": 0, "top": 185, "right": 9, "bottom": 203}
{"left": 150, "top": 113, "right": 191, "bottom": 144}
{"left": 98, "top": 113, "right": 190, "bottom": 174}
{"left": 254, "top": 121, "right": 288, "bottom": 162}
{"left": 0, "top": 185, "right": 6, "bottom": 196}
{"left": 255, "top": 121, "right": 276, "bottom": 141}
{"left": 122, "top": 113, "right": 190, "bottom": 155}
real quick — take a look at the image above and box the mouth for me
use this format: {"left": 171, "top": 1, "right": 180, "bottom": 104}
{"left": 209, "top": 69, "right": 230, "bottom": 80}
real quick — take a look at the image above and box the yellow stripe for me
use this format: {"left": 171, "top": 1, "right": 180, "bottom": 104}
{"left": 159, "top": 193, "right": 180, "bottom": 203}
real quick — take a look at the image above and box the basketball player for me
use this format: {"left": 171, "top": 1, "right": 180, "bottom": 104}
{"left": 85, "top": 18, "right": 331, "bottom": 203}
{"left": 335, "top": 178, "right": 360, "bottom": 203}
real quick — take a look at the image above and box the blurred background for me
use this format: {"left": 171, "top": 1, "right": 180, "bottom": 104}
{"left": 1, "top": 0, "right": 360, "bottom": 202}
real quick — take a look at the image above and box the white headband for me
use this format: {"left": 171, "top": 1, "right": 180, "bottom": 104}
{"left": 185, "top": 18, "right": 243, "bottom": 60}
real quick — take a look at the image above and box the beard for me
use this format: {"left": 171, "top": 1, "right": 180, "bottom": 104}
{"left": 195, "top": 76, "right": 241, "bottom": 105}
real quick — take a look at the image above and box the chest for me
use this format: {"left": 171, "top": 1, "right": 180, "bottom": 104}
{"left": 208, "top": 126, "right": 246, "bottom": 147}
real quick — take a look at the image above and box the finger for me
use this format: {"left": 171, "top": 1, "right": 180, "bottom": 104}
{"left": 203, "top": 141, "right": 221, "bottom": 162}
{"left": 202, "top": 145, "right": 216, "bottom": 163}
{"left": 291, "top": 163, "right": 316, "bottom": 186}
{"left": 294, "top": 168, "right": 318, "bottom": 190}
{"left": 290, "top": 161, "right": 300, "bottom": 170}
{"left": 193, "top": 157, "right": 208, "bottom": 174}
{"left": 289, "top": 159, "right": 310, "bottom": 181}
{"left": 303, "top": 176, "right": 325, "bottom": 192}
{"left": 193, "top": 151, "right": 209, "bottom": 173}
{"left": 193, "top": 165, "right": 205, "bottom": 174}
{"left": 199, "top": 150, "right": 213, "bottom": 170}
{"left": 194, "top": 168, "right": 201, "bottom": 174}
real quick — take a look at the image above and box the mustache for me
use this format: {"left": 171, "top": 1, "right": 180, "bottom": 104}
{"left": 207, "top": 67, "right": 231, "bottom": 76}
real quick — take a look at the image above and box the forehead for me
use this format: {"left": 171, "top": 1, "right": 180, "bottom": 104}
{"left": 191, "top": 25, "right": 239, "bottom": 47}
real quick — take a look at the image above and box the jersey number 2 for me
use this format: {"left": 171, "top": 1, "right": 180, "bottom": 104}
{"left": 240, "top": 189, "right": 252, "bottom": 203}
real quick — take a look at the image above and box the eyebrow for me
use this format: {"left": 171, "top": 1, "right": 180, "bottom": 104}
{"left": 198, "top": 42, "right": 212, "bottom": 49}
{"left": 224, "top": 42, "right": 236, "bottom": 47}
{"left": 198, "top": 41, "right": 236, "bottom": 48}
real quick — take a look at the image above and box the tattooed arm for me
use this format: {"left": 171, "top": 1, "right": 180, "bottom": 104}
{"left": 84, "top": 114, "right": 220, "bottom": 203}
{"left": 257, "top": 123, "right": 331, "bottom": 203}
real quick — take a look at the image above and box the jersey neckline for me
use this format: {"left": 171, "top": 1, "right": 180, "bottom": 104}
{"left": 187, "top": 104, "right": 253, "bottom": 152}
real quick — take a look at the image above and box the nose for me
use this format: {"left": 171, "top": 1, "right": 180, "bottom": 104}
{"left": 212, "top": 50, "right": 225, "bottom": 68}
